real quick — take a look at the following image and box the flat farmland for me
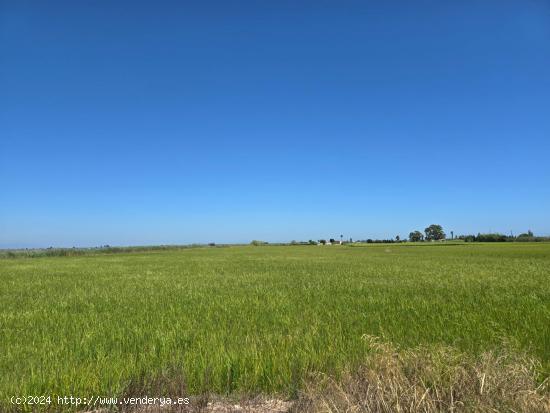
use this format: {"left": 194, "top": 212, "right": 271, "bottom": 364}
{"left": 1, "top": 243, "right": 549, "bottom": 410}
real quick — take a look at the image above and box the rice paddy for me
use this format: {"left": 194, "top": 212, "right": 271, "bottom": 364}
{"left": 1, "top": 242, "right": 549, "bottom": 411}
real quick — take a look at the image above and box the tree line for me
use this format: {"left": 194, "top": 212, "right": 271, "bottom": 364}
{"left": 456, "top": 230, "right": 550, "bottom": 242}
{"left": 407, "top": 226, "right": 549, "bottom": 243}
{"left": 249, "top": 225, "right": 549, "bottom": 246}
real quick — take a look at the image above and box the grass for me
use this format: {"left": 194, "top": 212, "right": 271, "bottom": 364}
{"left": 294, "top": 337, "right": 550, "bottom": 412}
{"left": 1, "top": 243, "right": 549, "bottom": 411}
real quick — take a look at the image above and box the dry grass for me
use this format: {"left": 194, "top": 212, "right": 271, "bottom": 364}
{"left": 292, "top": 336, "right": 550, "bottom": 413}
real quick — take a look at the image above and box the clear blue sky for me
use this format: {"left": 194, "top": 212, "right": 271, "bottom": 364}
{"left": 1, "top": 1, "right": 549, "bottom": 248}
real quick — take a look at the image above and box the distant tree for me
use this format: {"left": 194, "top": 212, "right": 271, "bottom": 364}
{"left": 308, "top": 240, "right": 317, "bottom": 245}
{"left": 425, "top": 224, "right": 446, "bottom": 241}
{"left": 290, "top": 240, "right": 298, "bottom": 245}
{"left": 366, "top": 239, "right": 373, "bottom": 243}
{"left": 517, "top": 230, "right": 535, "bottom": 242}
{"left": 409, "top": 231, "right": 423, "bottom": 242}
{"left": 319, "top": 239, "right": 327, "bottom": 245}
{"left": 475, "top": 233, "right": 508, "bottom": 242}
{"left": 250, "top": 240, "right": 267, "bottom": 246}
{"left": 395, "top": 235, "right": 400, "bottom": 242}
{"left": 329, "top": 238, "right": 336, "bottom": 244}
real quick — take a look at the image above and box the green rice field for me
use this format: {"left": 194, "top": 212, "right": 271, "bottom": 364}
{"left": 1, "top": 242, "right": 549, "bottom": 410}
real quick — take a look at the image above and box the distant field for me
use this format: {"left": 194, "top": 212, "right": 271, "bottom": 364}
{"left": 1, "top": 243, "right": 549, "bottom": 411}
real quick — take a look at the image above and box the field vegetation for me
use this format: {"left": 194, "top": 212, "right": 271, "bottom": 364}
{"left": 1, "top": 243, "right": 549, "bottom": 411}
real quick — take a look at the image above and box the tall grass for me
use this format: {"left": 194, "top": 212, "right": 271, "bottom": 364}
{"left": 1, "top": 243, "right": 549, "bottom": 411}
{"left": 294, "top": 337, "right": 550, "bottom": 412}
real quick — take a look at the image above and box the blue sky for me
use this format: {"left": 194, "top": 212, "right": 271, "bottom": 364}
{"left": 1, "top": 0, "right": 549, "bottom": 248}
